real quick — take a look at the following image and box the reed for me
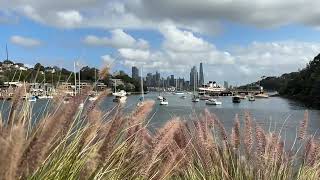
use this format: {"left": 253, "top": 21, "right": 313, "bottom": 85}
{"left": 0, "top": 92, "right": 319, "bottom": 180}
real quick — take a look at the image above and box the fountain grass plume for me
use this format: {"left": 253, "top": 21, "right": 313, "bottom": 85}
{"left": 1, "top": 92, "right": 320, "bottom": 179}
{"left": 231, "top": 114, "right": 240, "bottom": 149}
{"left": 298, "top": 110, "right": 309, "bottom": 140}
{"left": 244, "top": 111, "right": 254, "bottom": 156}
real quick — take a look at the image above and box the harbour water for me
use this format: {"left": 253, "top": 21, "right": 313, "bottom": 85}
{"left": 101, "top": 92, "right": 320, "bottom": 142}
{"left": 2, "top": 92, "right": 320, "bottom": 142}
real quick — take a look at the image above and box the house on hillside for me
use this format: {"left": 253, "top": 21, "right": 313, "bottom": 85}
{"left": 2, "top": 60, "right": 14, "bottom": 68}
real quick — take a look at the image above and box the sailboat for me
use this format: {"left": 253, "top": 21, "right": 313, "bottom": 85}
{"left": 112, "top": 79, "right": 127, "bottom": 103}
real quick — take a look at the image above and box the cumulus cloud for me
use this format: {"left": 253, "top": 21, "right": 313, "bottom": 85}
{"left": 84, "top": 29, "right": 149, "bottom": 49}
{"left": 117, "top": 25, "right": 234, "bottom": 75}
{"left": 101, "top": 54, "right": 115, "bottom": 65}
{"left": 10, "top": 35, "right": 41, "bottom": 47}
{"left": 115, "top": 26, "right": 320, "bottom": 84}
{"left": 2, "top": 0, "right": 320, "bottom": 33}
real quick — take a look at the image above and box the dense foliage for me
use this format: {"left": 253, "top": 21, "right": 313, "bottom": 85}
{"left": 240, "top": 53, "right": 320, "bottom": 108}
{"left": 279, "top": 53, "right": 320, "bottom": 107}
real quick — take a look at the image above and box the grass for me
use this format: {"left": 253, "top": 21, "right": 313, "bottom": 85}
{"left": 0, "top": 88, "right": 319, "bottom": 180}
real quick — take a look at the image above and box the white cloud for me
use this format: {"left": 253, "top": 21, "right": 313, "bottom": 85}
{"left": 101, "top": 54, "right": 115, "bottom": 65}
{"left": 3, "top": 0, "right": 320, "bottom": 33}
{"left": 117, "top": 25, "right": 234, "bottom": 74}
{"left": 84, "top": 29, "right": 149, "bottom": 49}
{"left": 10, "top": 35, "right": 41, "bottom": 47}
{"left": 118, "top": 48, "right": 150, "bottom": 61}
{"left": 56, "top": 10, "right": 83, "bottom": 28}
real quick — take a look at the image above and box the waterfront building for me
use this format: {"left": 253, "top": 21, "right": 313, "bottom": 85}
{"left": 224, "top": 81, "right": 229, "bottom": 89}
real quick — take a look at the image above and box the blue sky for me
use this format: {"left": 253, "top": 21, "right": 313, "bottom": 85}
{"left": 1, "top": 0, "right": 320, "bottom": 85}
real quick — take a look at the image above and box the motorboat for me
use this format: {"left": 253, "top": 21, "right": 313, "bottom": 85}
{"left": 206, "top": 98, "right": 222, "bottom": 105}
{"left": 232, "top": 96, "right": 241, "bottom": 103}
{"left": 180, "top": 95, "right": 187, "bottom": 99}
{"left": 174, "top": 91, "right": 185, "bottom": 95}
{"left": 113, "top": 95, "right": 127, "bottom": 103}
{"left": 192, "top": 95, "right": 200, "bottom": 102}
{"left": 89, "top": 92, "right": 98, "bottom": 101}
{"left": 157, "top": 96, "right": 164, "bottom": 100}
{"left": 160, "top": 97, "right": 168, "bottom": 105}
{"left": 28, "top": 96, "right": 37, "bottom": 102}
{"left": 112, "top": 90, "right": 127, "bottom": 97}
{"left": 255, "top": 93, "right": 269, "bottom": 98}
{"left": 248, "top": 95, "right": 255, "bottom": 101}
{"left": 113, "top": 90, "right": 127, "bottom": 103}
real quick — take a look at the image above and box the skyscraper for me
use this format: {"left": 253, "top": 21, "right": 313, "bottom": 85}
{"left": 190, "top": 66, "right": 198, "bottom": 89}
{"left": 199, "top": 62, "right": 204, "bottom": 86}
{"left": 170, "top": 75, "right": 175, "bottom": 86}
{"left": 132, "top": 66, "right": 139, "bottom": 80}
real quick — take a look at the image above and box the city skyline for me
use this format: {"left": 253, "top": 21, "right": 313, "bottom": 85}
{"left": 131, "top": 62, "right": 216, "bottom": 88}
{"left": 1, "top": 1, "right": 320, "bottom": 85}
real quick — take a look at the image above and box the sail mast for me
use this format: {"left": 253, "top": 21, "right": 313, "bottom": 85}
{"left": 141, "top": 66, "right": 144, "bottom": 101}
{"left": 74, "top": 61, "right": 77, "bottom": 96}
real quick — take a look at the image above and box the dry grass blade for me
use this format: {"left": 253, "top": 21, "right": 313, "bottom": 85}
{"left": 231, "top": 114, "right": 241, "bottom": 149}
{"left": 244, "top": 111, "right": 253, "bottom": 155}
{"left": 298, "top": 110, "right": 309, "bottom": 140}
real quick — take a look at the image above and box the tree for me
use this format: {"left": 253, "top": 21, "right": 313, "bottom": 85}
{"left": 34, "top": 63, "right": 45, "bottom": 71}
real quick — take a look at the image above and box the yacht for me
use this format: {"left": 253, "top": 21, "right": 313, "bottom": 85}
{"left": 113, "top": 90, "right": 127, "bottom": 103}
{"left": 198, "top": 81, "right": 226, "bottom": 93}
{"left": 206, "top": 98, "right": 222, "bottom": 105}
{"left": 157, "top": 95, "right": 164, "bottom": 100}
{"left": 174, "top": 91, "right": 185, "bottom": 95}
{"left": 180, "top": 95, "right": 187, "bottom": 99}
{"left": 232, "top": 96, "right": 241, "bottom": 103}
{"left": 28, "top": 96, "right": 37, "bottom": 102}
{"left": 248, "top": 95, "right": 255, "bottom": 101}
{"left": 89, "top": 93, "right": 98, "bottom": 101}
{"left": 160, "top": 97, "right": 168, "bottom": 105}
{"left": 192, "top": 95, "right": 200, "bottom": 102}
{"left": 255, "top": 93, "right": 269, "bottom": 98}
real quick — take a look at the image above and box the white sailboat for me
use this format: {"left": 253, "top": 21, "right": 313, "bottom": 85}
{"left": 112, "top": 79, "right": 127, "bottom": 103}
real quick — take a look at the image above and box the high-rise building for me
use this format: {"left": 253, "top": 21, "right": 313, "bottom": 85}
{"left": 199, "top": 62, "right": 204, "bottom": 86}
{"left": 190, "top": 66, "right": 198, "bottom": 89}
{"left": 170, "top": 75, "right": 175, "bottom": 86}
{"left": 132, "top": 66, "right": 139, "bottom": 80}
{"left": 224, "top": 81, "right": 229, "bottom": 89}
{"left": 155, "top": 71, "right": 160, "bottom": 87}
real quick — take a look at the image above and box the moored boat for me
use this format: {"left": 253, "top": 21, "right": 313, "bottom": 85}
{"left": 160, "top": 97, "right": 168, "bottom": 105}
{"left": 206, "top": 98, "right": 222, "bottom": 105}
{"left": 232, "top": 96, "right": 241, "bottom": 103}
{"left": 255, "top": 93, "right": 269, "bottom": 98}
{"left": 248, "top": 95, "right": 255, "bottom": 101}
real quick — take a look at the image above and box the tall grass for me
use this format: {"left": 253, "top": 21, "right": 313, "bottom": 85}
{"left": 0, "top": 90, "right": 319, "bottom": 180}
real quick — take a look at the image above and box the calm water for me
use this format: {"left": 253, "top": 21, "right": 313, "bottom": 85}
{"left": 2, "top": 92, "right": 320, "bottom": 141}
{"left": 101, "top": 92, "right": 320, "bottom": 142}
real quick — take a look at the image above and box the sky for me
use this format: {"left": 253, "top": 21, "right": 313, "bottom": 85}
{"left": 1, "top": 0, "right": 320, "bottom": 85}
